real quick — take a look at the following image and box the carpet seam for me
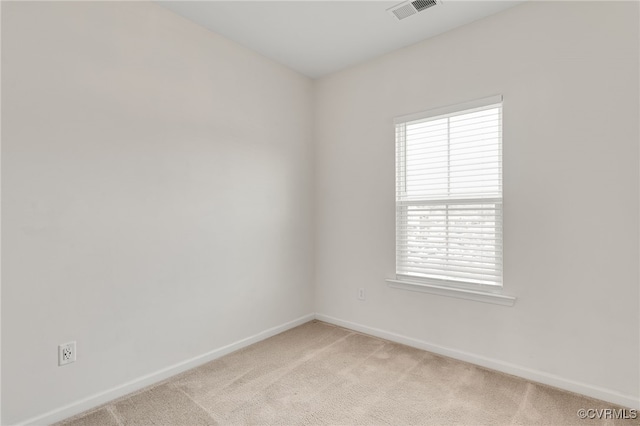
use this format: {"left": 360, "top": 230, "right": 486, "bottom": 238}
{"left": 105, "top": 405, "right": 125, "bottom": 426}
{"left": 508, "top": 382, "right": 533, "bottom": 425}
{"left": 218, "top": 330, "right": 358, "bottom": 422}
{"left": 294, "top": 341, "right": 394, "bottom": 425}
{"left": 182, "top": 326, "right": 354, "bottom": 401}
{"left": 178, "top": 327, "right": 357, "bottom": 423}
{"left": 170, "top": 382, "right": 221, "bottom": 425}
{"left": 351, "top": 346, "right": 432, "bottom": 424}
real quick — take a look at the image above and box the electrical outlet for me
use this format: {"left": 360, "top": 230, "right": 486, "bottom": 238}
{"left": 58, "top": 341, "right": 76, "bottom": 366}
{"left": 357, "top": 288, "right": 366, "bottom": 301}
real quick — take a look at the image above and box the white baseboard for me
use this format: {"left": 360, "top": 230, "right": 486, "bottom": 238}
{"left": 18, "top": 313, "right": 315, "bottom": 426}
{"left": 315, "top": 313, "right": 640, "bottom": 410}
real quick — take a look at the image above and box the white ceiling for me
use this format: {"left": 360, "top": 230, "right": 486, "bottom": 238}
{"left": 158, "top": 1, "right": 525, "bottom": 78}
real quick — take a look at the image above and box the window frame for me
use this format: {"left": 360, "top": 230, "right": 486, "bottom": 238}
{"left": 387, "top": 95, "right": 515, "bottom": 306}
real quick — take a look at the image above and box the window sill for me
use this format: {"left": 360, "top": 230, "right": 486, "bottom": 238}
{"left": 385, "top": 278, "right": 516, "bottom": 307}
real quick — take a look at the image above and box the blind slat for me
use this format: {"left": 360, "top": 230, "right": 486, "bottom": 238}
{"left": 398, "top": 260, "right": 502, "bottom": 272}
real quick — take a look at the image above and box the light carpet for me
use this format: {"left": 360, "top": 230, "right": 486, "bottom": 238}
{"left": 57, "top": 321, "right": 631, "bottom": 425}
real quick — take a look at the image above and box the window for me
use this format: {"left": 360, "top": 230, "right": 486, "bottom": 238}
{"left": 394, "top": 96, "right": 503, "bottom": 293}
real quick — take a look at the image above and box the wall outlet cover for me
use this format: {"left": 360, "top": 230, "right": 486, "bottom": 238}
{"left": 59, "top": 341, "right": 76, "bottom": 366}
{"left": 358, "top": 288, "right": 366, "bottom": 301}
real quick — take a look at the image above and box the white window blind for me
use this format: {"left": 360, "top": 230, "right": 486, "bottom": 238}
{"left": 395, "top": 96, "right": 503, "bottom": 288}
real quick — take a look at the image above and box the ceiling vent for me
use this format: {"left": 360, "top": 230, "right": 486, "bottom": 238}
{"left": 388, "top": 0, "right": 439, "bottom": 20}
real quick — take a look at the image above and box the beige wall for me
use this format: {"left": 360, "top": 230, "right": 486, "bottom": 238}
{"left": 314, "top": 0, "right": 639, "bottom": 407}
{"left": 1, "top": 2, "right": 315, "bottom": 423}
